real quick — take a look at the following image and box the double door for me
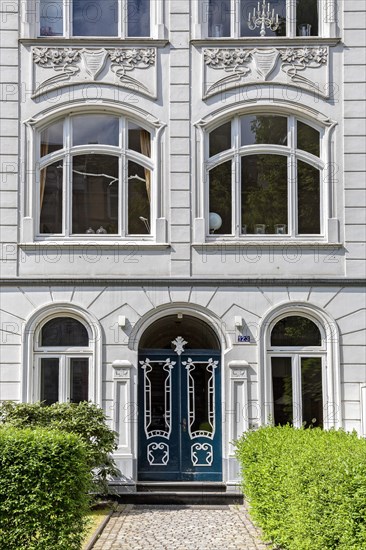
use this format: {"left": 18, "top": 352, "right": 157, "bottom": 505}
{"left": 138, "top": 350, "right": 222, "bottom": 481}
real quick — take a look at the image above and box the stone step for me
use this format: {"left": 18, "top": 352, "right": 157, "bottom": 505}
{"left": 137, "top": 482, "right": 227, "bottom": 493}
{"left": 118, "top": 491, "right": 244, "bottom": 505}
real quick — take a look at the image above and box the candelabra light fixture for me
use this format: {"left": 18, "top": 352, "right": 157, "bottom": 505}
{"left": 248, "top": 0, "right": 280, "bottom": 37}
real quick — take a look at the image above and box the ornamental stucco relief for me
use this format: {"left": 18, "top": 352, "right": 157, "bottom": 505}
{"left": 32, "top": 47, "right": 157, "bottom": 98}
{"left": 203, "top": 46, "right": 329, "bottom": 99}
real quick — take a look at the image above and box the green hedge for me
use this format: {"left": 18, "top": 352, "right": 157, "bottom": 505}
{"left": 235, "top": 425, "right": 366, "bottom": 550}
{"left": 0, "top": 426, "right": 91, "bottom": 550}
{"left": 0, "top": 401, "right": 119, "bottom": 494}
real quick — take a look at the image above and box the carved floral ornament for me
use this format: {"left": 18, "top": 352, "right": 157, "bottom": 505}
{"left": 32, "top": 47, "right": 156, "bottom": 98}
{"left": 203, "top": 46, "right": 329, "bottom": 98}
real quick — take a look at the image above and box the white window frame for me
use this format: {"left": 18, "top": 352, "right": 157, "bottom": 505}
{"left": 22, "top": 0, "right": 165, "bottom": 39}
{"left": 36, "top": 113, "right": 155, "bottom": 240}
{"left": 197, "top": 0, "right": 337, "bottom": 39}
{"left": 205, "top": 114, "right": 325, "bottom": 240}
{"left": 33, "top": 315, "right": 93, "bottom": 403}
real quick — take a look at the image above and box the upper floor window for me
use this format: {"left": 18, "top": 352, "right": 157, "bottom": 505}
{"left": 38, "top": 114, "right": 153, "bottom": 238}
{"left": 34, "top": 317, "right": 91, "bottom": 405}
{"left": 207, "top": 114, "right": 323, "bottom": 238}
{"left": 39, "top": 0, "right": 151, "bottom": 37}
{"left": 205, "top": 0, "right": 321, "bottom": 38}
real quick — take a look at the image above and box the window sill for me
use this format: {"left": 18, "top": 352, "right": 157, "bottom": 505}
{"left": 19, "top": 242, "right": 170, "bottom": 251}
{"left": 20, "top": 38, "right": 169, "bottom": 47}
{"left": 192, "top": 37, "right": 341, "bottom": 47}
{"left": 193, "top": 241, "right": 343, "bottom": 249}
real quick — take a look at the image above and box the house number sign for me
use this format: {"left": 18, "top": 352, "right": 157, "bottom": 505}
{"left": 238, "top": 335, "right": 251, "bottom": 343}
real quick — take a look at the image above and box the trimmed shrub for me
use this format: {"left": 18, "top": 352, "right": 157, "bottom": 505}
{"left": 0, "top": 401, "right": 119, "bottom": 494}
{"left": 235, "top": 425, "right": 366, "bottom": 550}
{"left": 0, "top": 426, "right": 91, "bottom": 550}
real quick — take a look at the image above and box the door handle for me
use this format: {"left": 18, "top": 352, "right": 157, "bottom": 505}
{"left": 181, "top": 418, "right": 187, "bottom": 432}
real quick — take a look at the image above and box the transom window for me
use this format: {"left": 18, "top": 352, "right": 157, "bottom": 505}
{"left": 38, "top": 114, "right": 153, "bottom": 238}
{"left": 34, "top": 317, "right": 92, "bottom": 405}
{"left": 207, "top": 114, "right": 323, "bottom": 238}
{"left": 39, "top": 0, "right": 151, "bottom": 37}
{"left": 205, "top": 0, "right": 320, "bottom": 37}
{"left": 269, "top": 315, "right": 324, "bottom": 428}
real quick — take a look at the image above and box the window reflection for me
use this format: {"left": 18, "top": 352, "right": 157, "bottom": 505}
{"left": 241, "top": 155, "right": 288, "bottom": 234}
{"left": 40, "top": 0, "right": 63, "bottom": 36}
{"left": 73, "top": 0, "right": 118, "bottom": 36}
{"left": 271, "top": 316, "right": 321, "bottom": 347}
{"left": 70, "top": 358, "right": 89, "bottom": 403}
{"left": 271, "top": 357, "right": 293, "bottom": 426}
{"left": 127, "top": 0, "right": 150, "bottom": 37}
{"left": 128, "top": 161, "right": 151, "bottom": 234}
{"left": 41, "top": 121, "right": 64, "bottom": 157}
{"left": 301, "top": 357, "right": 323, "bottom": 427}
{"left": 128, "top": 123, "right": 151, "bottom": 157}
{"left": 72, "top": 154, "right": 119, "bottom": 234}
{"left": 209, "top": 122, "right": 232, "bottom": 157}
{"left": 208, "top": 0, "right": 231, "bottom": 37}
{"left": 241, "top": 115, "right": 287, "bottom": 146}
{"left": 209, "top": 161, "right": 232, "bottom": 234}
{"left": 297, "top": 161, "right": 320, "bottom": 234}
{"left": 73, "top": 115, "right": 119, "bottom": 147}
{"left": 41, "top": 317, "right": 89, "bottom": 347}
{"left": 40, "top": 161, "right": 63, "bottom": 234}
{"left": 297, "top": 121, "right": 320, "bottom": 157}
{"left": 41, "top": 358, "right": 59, "bottom": 405}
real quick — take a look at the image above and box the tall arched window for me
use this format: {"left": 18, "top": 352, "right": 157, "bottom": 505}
{"left": 34, "top": 316, "right": 92, "bottom": 404}
{"left": 207, "top": 114, "right": 323, "bottom": 238}
{"left": 268, "top": 315, "right": 325, "bottom": 428}
{"left": 38, "top": 114, "right": 153, "bottom": 238}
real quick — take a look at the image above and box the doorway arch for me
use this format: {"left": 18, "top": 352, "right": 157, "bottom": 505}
{"left": 137, "top": 313, "right": 222, "bottom": 481}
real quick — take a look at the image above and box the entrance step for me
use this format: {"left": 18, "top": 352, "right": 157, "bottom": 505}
{"left": 117, "top": 483, "right": 243, "bottom": 505}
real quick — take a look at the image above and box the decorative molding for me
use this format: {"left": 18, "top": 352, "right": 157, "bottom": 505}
{"left": 229, "top": 360, "right": 249, "bottom": 379}
{"left": 32, "top": 47, "right": 157, "bottom": 98}
{"left": 203, "top": 46, "right": 329, "bottom": 98}
{"left": 112, "top": 360, "right": 133, "bottom": 379}
{"left": 171, "top": 336, "right": 188, "bottom": 356}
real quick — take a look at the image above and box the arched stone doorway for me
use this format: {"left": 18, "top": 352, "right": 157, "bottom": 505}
{"left": 137, "top": 314, "right": 222, "bottom": 481}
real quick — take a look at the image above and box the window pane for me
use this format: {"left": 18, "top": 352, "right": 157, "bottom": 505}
{"left": 70, "top": 358, "right": 89, "bottom": 403}
{"left": 296, "top": 0, "right": 318, "bottom": 36}
{"left": 128, "top": 0, "right": 150, "bottom": 37}
{"left": 128, "top": 123, "right": 151, "bottom": 157}
{"left": 301, "top": 357, "right": 323, "bottom": 428}
{"left": 40, "top": 161, "right": 63, "bottom": 234}
{"left": 73, "top": 116, "right": 119, "bottom": 146}
{"left": 241, "top": 0, "right": 287, "bottom": 37}
{"left": 72, "top": 154, "right": 119, "bottom": 234}
{"left": 271, "top": 316, "right": 322, "bottom": 346}
{"left": 271, "top": 357, "right": 293, "bottom": 426}
{"left": 73, "top": 0, "right": 118, "bottom": 36}
{"left": 208, "top": 0, "right": 231, "bottom": 37}
{"left": 241, "top": 116, "right": 287, "bottom": 146}
{"left": 241, "top": 155, "right": 288, "bottom": 235}
{"left": 41, "top": 358, "right": 59, "bottom": 405}
{"left": 209, "top": 122, "right": 232, "bottom": 157}
{"left": 297, "top": 121, "right": 320, "bottom": 157}
{"left": 128, "top": 161, "right": 151, "bottom": 234}
{"left": 209, "top": 161, "right": 232, "bottom": 234}
{"left": 40, "top": 0, "right": 63, "bottom": 36}
{"left": 297, "top": 161, "right": 320, "bottom": 234}
{"left": 41, "top": 318, "right": 89, "bottom": 347}
{"left": 41, "top": 121, "right": 64, "bottom": 157}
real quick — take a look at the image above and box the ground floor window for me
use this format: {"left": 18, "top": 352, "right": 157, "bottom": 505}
{"left": 34, "top": 316, "right": 91, "bottom": 404}
{"left": 269, "top": 315, "right": 325, "bottom": 428}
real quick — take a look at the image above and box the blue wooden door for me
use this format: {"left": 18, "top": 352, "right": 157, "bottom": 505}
{"left": 138, "top": 350, "right": 222, "bottom": 481}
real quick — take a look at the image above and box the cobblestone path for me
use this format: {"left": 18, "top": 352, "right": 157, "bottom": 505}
{"left": 92, "top": 504, "right": 267, "bottom": 550}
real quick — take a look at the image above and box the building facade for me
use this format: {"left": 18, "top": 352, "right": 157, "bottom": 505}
{"left": 0, "top": 0, "right": 365, "bottom": 486}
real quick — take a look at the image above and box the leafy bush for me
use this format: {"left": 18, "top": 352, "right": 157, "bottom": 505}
{"left": 0, "top": 401, "right": 119, "bottom": 494}
{"left": 235, "top": 425, "right": 366, "bottom": 550}
{"left": 0, "top": 426, "right": 90, "bottom": 550}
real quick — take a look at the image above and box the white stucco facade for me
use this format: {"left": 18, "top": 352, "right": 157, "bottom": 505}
{"left": 0, "top": 0, "right": 365, "bottom": 485}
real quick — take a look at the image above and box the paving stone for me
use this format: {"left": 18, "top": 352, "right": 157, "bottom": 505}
{"left": 92, "top": 503, "right": 267, "bottom": 549}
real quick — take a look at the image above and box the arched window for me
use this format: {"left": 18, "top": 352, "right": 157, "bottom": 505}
{"left": 34, "top": 316, "right": 92, "bottom": 404}
{"left": 207, "top": 114, "right": 323, "bottom": 238}
{"left": 38, "top": 114, "right": 153, "bottom": 238}
{"left": 268, "top": 315, "right": 325, "bottom": 428}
